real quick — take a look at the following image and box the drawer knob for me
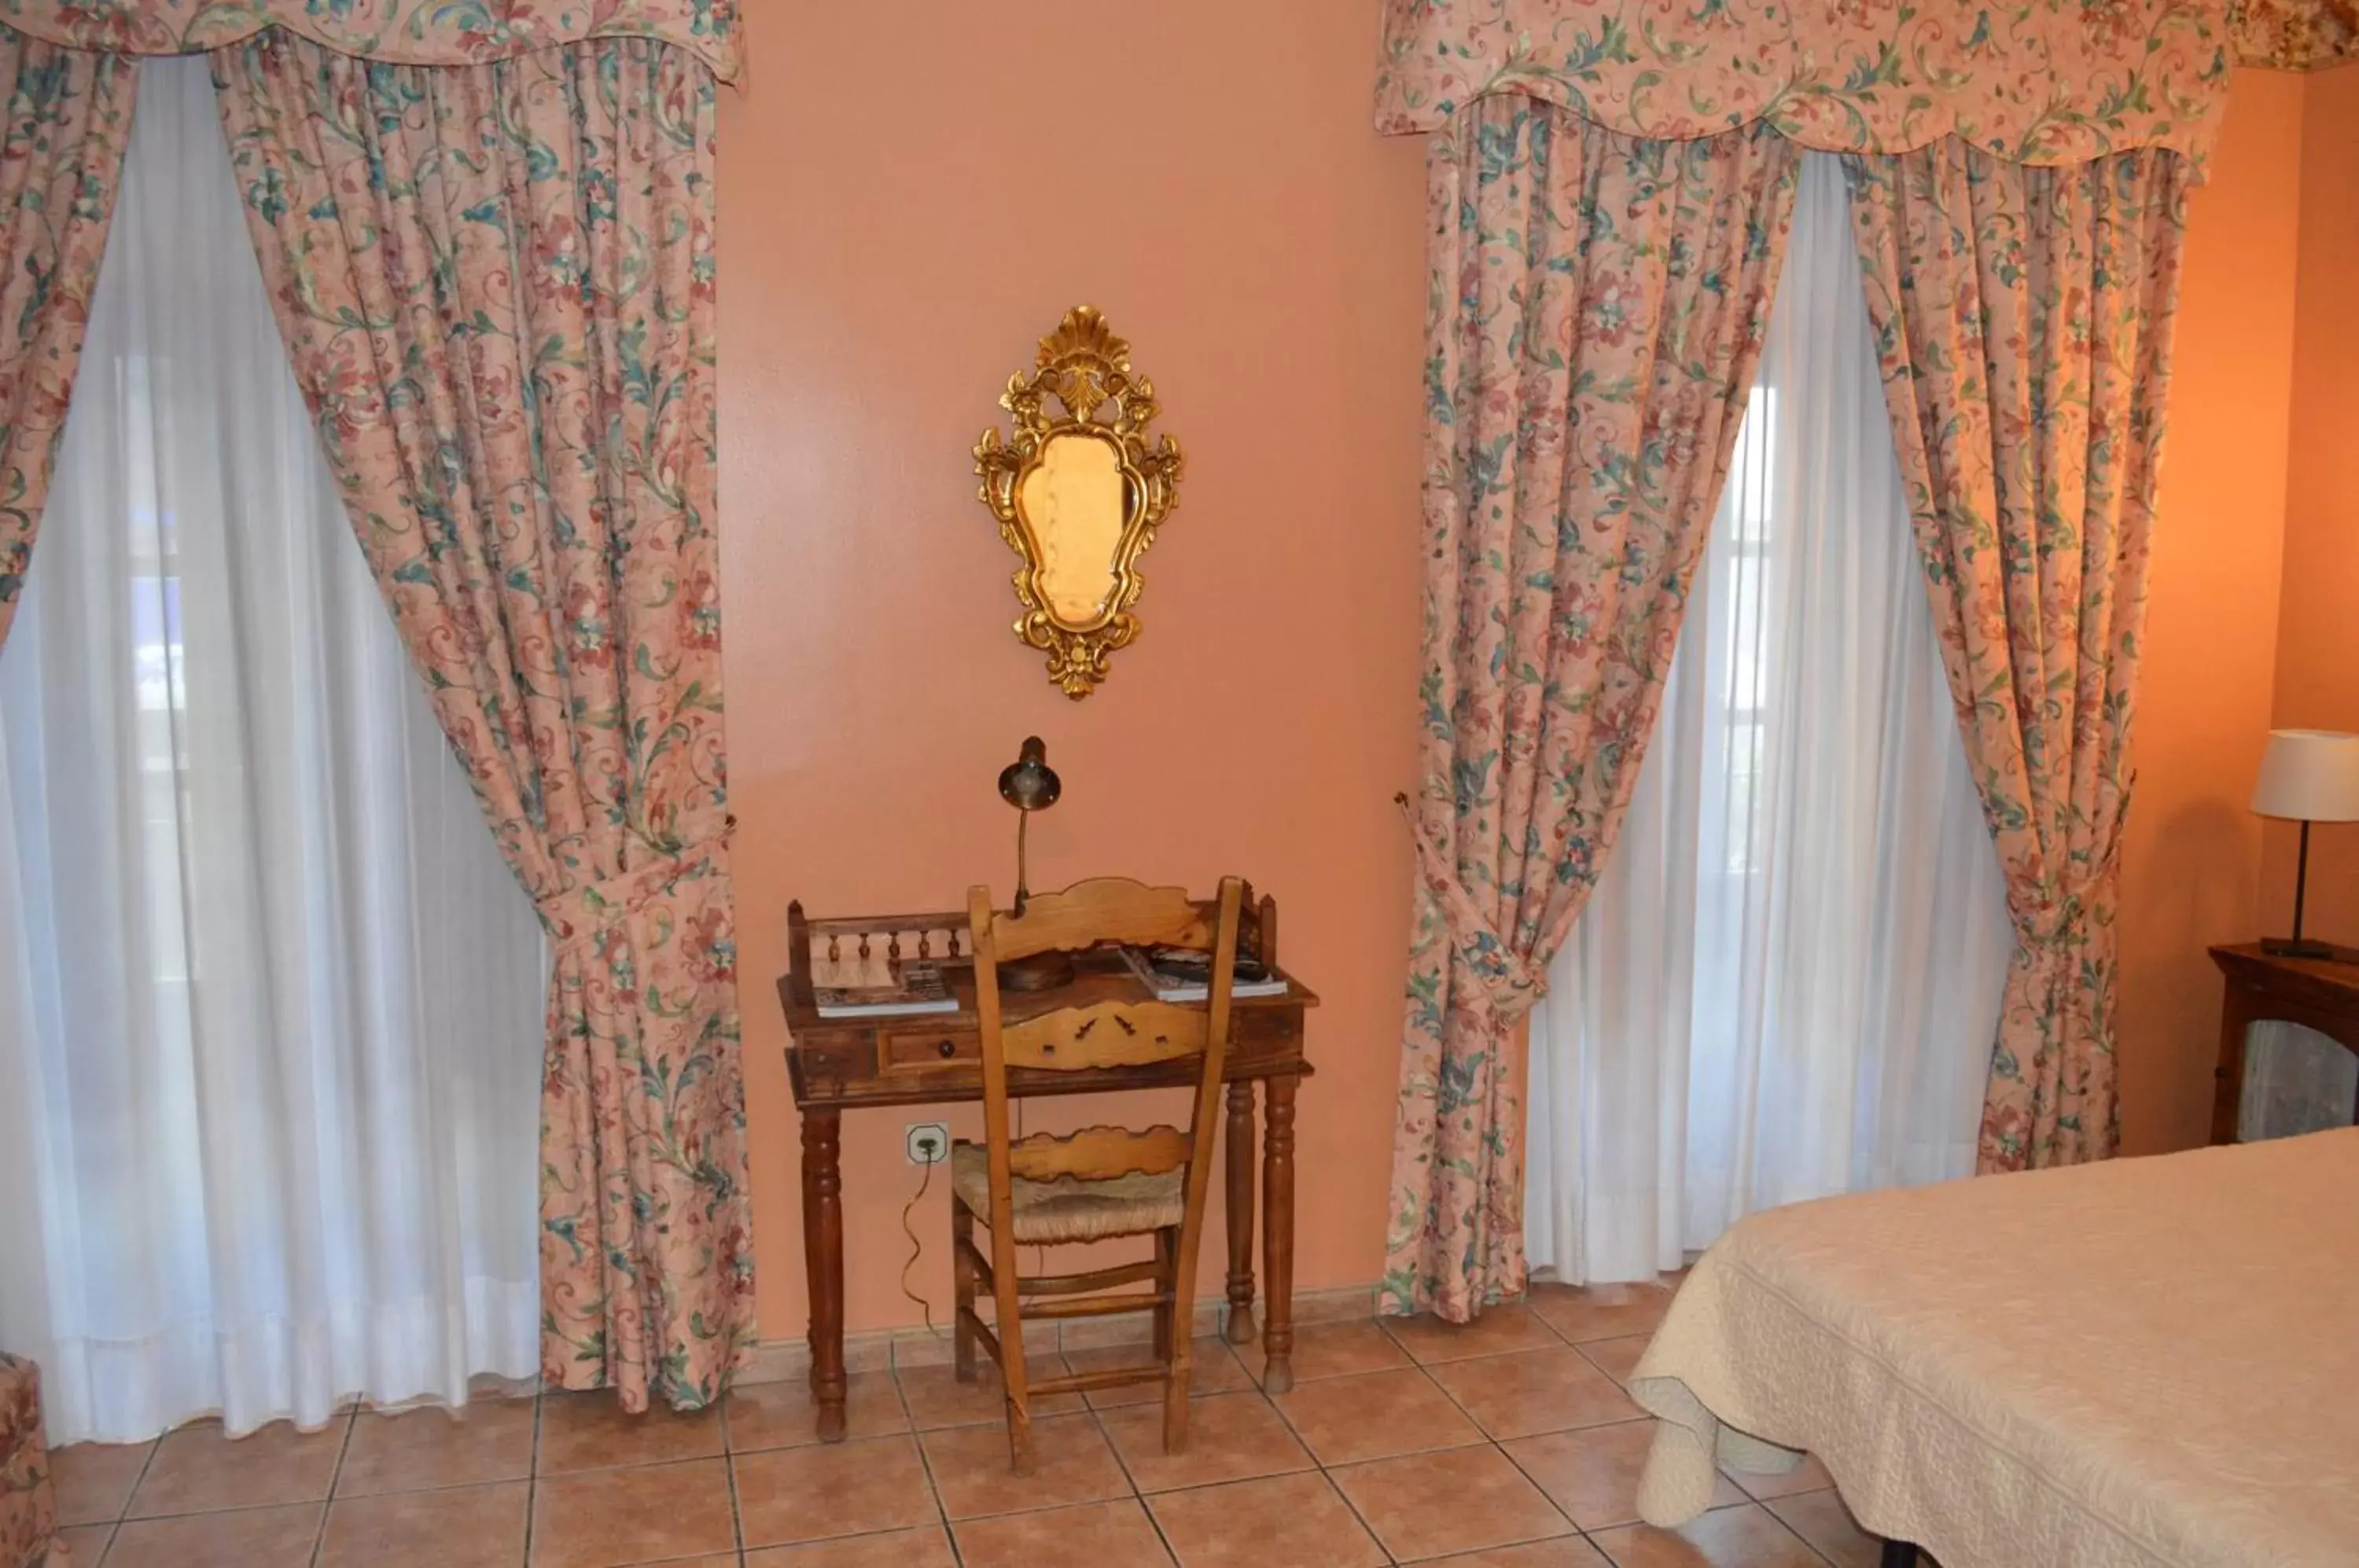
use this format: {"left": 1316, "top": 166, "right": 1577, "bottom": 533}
{"left": 937, "top": 1040, "right": 956, "bottom": 1059}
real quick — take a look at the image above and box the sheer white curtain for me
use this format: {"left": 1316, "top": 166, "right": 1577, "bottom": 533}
{"left": 0, "top": 59, "right": 546, "bottom": 1444}
{"left": 1525, "top": 154, "right": 2016, "bottom": 1286}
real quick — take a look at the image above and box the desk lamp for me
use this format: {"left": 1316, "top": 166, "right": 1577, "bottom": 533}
{"left": 2251, "top": 729, "right": 2359, "bottom": 959}
{"left": 997, "top": 736, "right": 1073, "bottom": 990}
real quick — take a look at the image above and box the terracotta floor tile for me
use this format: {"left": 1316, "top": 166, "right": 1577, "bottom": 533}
{"left": 1065, "top": 1340, "right": 1252, "bottom": 1408}
{"left": 103, "top": 1502, "right": 323, "bottom": 1568}
{"left": 918, "top": 1412, "right": 1130, "bottom": 1521}
{"left": 1430, "top": 1346, "right": 1644, "bottom": 1439}
{"left": 528, "top": 1457, "right": 737, "bottom": 1567}
{"left": 733, "top": 1434, "right": 937, "bottom": 1547}
{"left": 727, "top": 1371, "right": 908, "bottom": 1452}
{"left": 1503, "top": 1421, "right": 1743, "bottom": 1531}
{"left": 55, "top": 1523, "right": 114, "bottom": 1564}
{"left": 1575, "top": 1334, "right": 1653, "bottom": 1386}
{"left": 335, "top": 1398, "right": 534, "bottom": 1496}
{"left": 127, "top": 1418, "right": 347, "bottom": 1516}
{"left": 1591, "top": 1502, "right": 1824, "bottom": 1567}
{"left": 1383, "top": 1302, "right": 1566, "bottom": 1364}
{"left": 1269, "top": 1367, "right": 1482, "bottom": 1464}
{"left": 1724, "top": 1451, "right": 1833, "bottom": 1501}
{"left": 1236, "top": 1319, "right": 1410, "bottom": 1383}
{"left": 1054, "top": 1311, "right": 1165, "bottom": 1354}
{"left": 1329, "top": 1443, "right": 1573, "bottom": 1562}
{"left": 318, "top": 1479, "right": 527, "bottom": 1568}
{"left": 894, "top": 1356, "right": 1077, "bottom": 1430}
{"left": 1419, "top": 1540, "right": 1614, "bottom": 1566}
{"left": 1098, "top": 1391, "right": 1312, "bottom": 1493}
{"left": 537, "top": 1387, "right": 725, "bottom": 1474}
{"left": 1528, "top": 1283, "right": 1674, "bottom": 1345}
{"left": 745, "top": 1526, "right": 958, "bottom": 1565}
{"left": 50, "top": 1441, "right": 153, "bottom": 1526}
{"left": 1147, "top": 1471, "right": 1386, "bottom": 1568}
{"left": 954, "top": 1498, "right": 1175, "bottom": 1567}
{"left": 1768, "top": 1489, "right": 1885, "bottom": 1568}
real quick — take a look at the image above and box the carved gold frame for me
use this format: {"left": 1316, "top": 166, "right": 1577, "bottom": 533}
{"left": 973, "top": 306, "right": 1184, "bottom": 698}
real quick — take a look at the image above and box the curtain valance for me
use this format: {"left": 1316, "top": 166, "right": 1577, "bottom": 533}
{"left": 1372, "top": 0, "right": 2230, "bottom": 169}
{"left": 0, "top": 0, "right": 739, "bottom": 78}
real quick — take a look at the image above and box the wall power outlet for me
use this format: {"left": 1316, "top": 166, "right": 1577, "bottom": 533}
{"left": 905, "top": 1122, "right": 950, "bottom": 1166}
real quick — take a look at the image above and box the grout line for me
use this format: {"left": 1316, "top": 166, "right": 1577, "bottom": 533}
{"left": 719, "top": 1389, "right": 746, "bottom": 1562}
{"left": 109, "top": 1433, "right": 165, "bottom": 1532}
{"left": 900, "top": 1367, "right": 966, "bottom": 1567}
{"left": 307, "top": 1410, "right": 356, "bottom": 1568}
{"left": 521, "top": 1390, "right": 542, "bottom": 1568}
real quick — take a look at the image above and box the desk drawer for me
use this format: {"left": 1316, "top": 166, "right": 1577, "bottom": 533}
{"left": 882, "top": 1026, "right": 978, "bottom": 1073}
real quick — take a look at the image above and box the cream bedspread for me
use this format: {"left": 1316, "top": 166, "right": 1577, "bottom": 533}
{"left": 1630, "top": 1128, "right": 2359, "bottom": 1566}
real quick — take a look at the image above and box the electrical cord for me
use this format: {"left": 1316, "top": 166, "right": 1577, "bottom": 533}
{"left": 899, "top": 1148, "right": 939, "bottom": 1339}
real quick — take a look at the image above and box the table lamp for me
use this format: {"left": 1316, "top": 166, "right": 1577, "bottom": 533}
{"left": 2250, "top": 729, "right": 2359, "bottom": 959}
{"left": 996, "top": 735, "right": 1073, "bottom": 990}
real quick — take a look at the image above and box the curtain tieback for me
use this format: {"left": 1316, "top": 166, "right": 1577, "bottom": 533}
{"left": 535, "top": 815, "right": 736, "bottom": 962}
{"left": 2013, "top": 832, "right": 2127, "bottom": 949}
{"left": 1393, "top": 793, "right": 1548, "bottom": 1020}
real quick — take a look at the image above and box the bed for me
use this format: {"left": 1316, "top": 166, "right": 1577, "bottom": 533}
{"left": 1629, "top": 1127, "right": 2359, "bottom": 1566}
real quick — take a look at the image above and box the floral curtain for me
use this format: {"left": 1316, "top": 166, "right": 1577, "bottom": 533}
{"left": 0, "top": 31, "right": 132, "bottom": 652}
{"left": 2236, "top": 0, "right": 2358, "bottom": 68}
{"left": 1386, "top": 95, "right": 1799, "bottom": 1320}
{"left": 1844, "top": 141, "right": 2190, "bottom": 1172}
{"left": 1, "top": 0, "right": 739, "bottom": 77}
{"left": 212, "top": 31, "right": 750, "bottom": 1409}
{"left": 1373, "top": 0, "right": 2233, "bottom": 166}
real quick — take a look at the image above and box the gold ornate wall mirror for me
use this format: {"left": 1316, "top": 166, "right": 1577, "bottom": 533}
{"left": 974, "top": 306, "right": 1184, "bottom": 698}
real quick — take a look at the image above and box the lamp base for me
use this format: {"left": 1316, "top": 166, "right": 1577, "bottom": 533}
{"left": 2261, "top": 936, "right": 2336, "bottom": 960}
{"left": 997, "top": 950, "right": 1076, "bottom": 992}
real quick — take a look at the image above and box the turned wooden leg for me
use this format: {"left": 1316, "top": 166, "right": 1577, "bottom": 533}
{"left": 1260, "top": 1073, "right": 1297, "bottom": 1394}
{"left": 1224, "top": 1080, "right": 1257, "bottom": 1345}
{"left": 800, "top": 1108, "right": 848, "bottom": 1441}
{"left": 951, "top": 1196, "right": 978, "bottom": 1383}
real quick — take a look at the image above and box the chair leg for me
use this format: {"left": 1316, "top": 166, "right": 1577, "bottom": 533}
{"left": 1006, "top": 1391, "right": 1034, "bottom": 1475}
{"left": 1153, "top": 1227, "right": 1176, "bottom": 1365}
{"left": 951, "top": 1198, "right": 977, "bottom": 1384}
{"left": 1161, "top": 1225, "right": 1196, "bottom": 1455}
{"left": 1161, "top": 1324, "right": 1194, "bottom": 1454}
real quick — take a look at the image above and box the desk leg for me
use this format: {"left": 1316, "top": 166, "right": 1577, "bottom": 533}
{"left": 1260, "top": 1073, "right": 1297, "bottom": 1394}
{"left": 800, "top": 1108, "right": 847, "bottom": 1441}
{"left": 2210, "top": 986, "right": 2254, "bottom": 1147}
{"left": 1224, "top": 1081, "right": 1257, "bottom": 1345}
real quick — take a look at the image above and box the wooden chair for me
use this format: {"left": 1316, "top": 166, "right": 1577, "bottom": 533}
{"left": 951, "top": 874, "right": 1246, "bottom": 1473}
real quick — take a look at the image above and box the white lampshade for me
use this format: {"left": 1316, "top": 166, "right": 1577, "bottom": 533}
{"left": 2250, "top": 730, "right": 2359, "bottom": 823}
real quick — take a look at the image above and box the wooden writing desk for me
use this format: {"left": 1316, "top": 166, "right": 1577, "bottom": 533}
{"left": 2209, "top": 943, "right": 2359, "bottom": 1143}
{"left": 779, "top": 893, "right": 1317, "bottom": 1441}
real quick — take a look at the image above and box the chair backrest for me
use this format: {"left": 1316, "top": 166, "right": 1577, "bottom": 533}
{"left": 966, "top": 875, "right": 1245, "bottom": 1193}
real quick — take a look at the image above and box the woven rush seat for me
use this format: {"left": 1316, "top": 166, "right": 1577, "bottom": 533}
{"left": 951, "top": 1142, "right": 1183, "bottom": 1244}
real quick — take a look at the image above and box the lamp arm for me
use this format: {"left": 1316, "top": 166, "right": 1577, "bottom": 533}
{"left": 1014, "top": 810, "right": 1030, "bottom": 918}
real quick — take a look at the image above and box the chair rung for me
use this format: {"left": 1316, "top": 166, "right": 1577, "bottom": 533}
{"left": 1030, "top": 1364, "right": 1168, "bottom": 1398}
{"left": 1016, "top": 1258, "right": 1161, "bottom": 1297}
{"left": 958, "top": 1303, "right": 1002, "bottom": 1369}
{"left": 1020, "top": 1290, "right": 1172, "bottom": 1322}
{"left": 956, "top": 1235, "right": 995, "bottom": 1294}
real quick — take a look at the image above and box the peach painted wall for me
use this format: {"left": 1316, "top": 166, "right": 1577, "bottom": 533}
{"left": 2114, "top": 68, "right": 2306, "bottom": 1156}
{"left": 717, "top": 0, "right": 1428, "bottom": 1339}
{"left": 716, "top": 7, "right": 2316, "bottom": 1334}
{"left": 2265, "top": 65, "right": 2359, "bottom": 948}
